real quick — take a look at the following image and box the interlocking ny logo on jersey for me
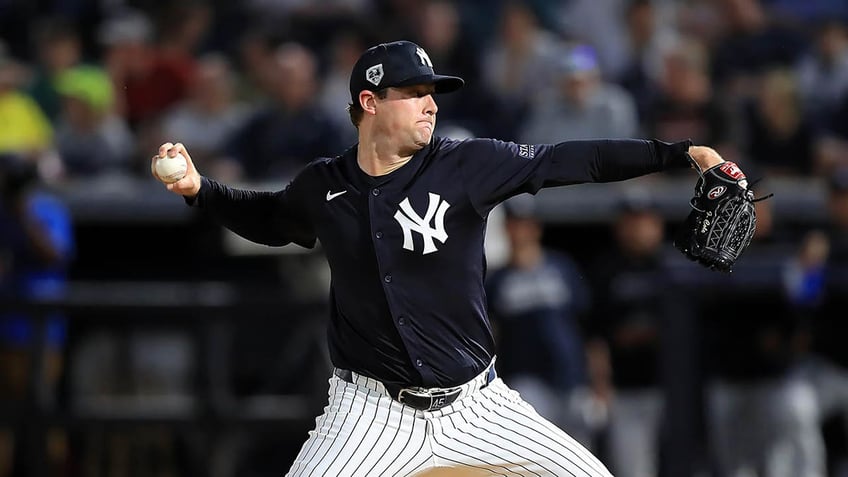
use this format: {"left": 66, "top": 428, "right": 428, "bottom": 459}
{"left": 394, "top": 193, "right": 450, "bottom": 254}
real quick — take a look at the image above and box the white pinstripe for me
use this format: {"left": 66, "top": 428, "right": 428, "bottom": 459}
{"left": 286, "top": 366, "right": 613, "bottom": 477}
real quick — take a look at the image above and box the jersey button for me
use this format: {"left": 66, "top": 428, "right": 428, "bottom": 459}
{"left": 415, "top": 359, "right": 423, "bottom": 367}
{"left": 397, "top": 316, "right": 406, "bottom": 326}
{"left": 375, "top": 231, "right": 383, "bottom": 239}
{"left": 384, "top": 274, "right": 392, "bottom": 283}
{"left": 372, "top": 188, "right": 381, "bottom": 196}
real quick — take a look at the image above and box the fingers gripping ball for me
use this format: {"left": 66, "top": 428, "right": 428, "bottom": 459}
{"left": 154, "top": 153, "right": 188, "bottom": 184}
{"left": 673, "top": 157, "right": 771, "bottom": 273}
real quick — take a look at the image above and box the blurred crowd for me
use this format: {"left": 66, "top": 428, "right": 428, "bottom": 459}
{"left": 3, "top": 0, "right": 848, "bottom": 476}
{"left": 0, "top": 0, "right": 846, "bottom": 183}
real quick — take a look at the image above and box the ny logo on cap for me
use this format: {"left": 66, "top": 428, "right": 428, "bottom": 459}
{"left": 366, "top": 64, "right": 384, "bottom": 86}
{"left": 415, "top": 47, "right": 433, "bottom": 67}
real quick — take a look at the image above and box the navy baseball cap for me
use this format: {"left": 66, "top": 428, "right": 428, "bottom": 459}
{"left": 349, "top": 40, "right": 464, "bottom": 102}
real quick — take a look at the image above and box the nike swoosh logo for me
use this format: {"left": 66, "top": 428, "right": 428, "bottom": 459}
{"left": 326, "top": 190, "right": 348, "bottom": 201}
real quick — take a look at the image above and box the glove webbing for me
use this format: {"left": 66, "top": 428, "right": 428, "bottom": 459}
{"left": 704, "top": 196, "right": 757, "bottom": 261}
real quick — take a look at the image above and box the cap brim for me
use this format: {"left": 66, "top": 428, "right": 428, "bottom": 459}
{"left": 392, "top": 73, "right": 464, "bottom": 93}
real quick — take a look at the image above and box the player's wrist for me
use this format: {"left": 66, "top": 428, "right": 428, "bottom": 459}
{"left": 182, "top": 176, "right": 207, "bottom": 206}
{"left": 687, "top": 145, "right": 725, "bottom": 172}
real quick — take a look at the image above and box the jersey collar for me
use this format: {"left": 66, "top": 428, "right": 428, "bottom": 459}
{"left": 347, "top": 138, "right": 437, "bottom": 189}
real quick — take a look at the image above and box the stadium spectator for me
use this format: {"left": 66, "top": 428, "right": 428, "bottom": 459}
{"left": 221, "top": 42, "right": 345, "bottom": 180}
{"left": 796, "top": 19, "right": 848, "bottom": 130}
{"left": 159, "top": 53, "right": 252, "bottom": 182}
{"left": 0, "top": 153, "right": 75, "bottom": 477}
{"left": 0, "top": 43, "right": 53, "bottom": 161}
{"left": 518, "top": 43, "right": 638, "bottom": 143}
{"left": 616, "top": 0, "right": 679, "bottom": 125}
{"left": 485, "top": 194, "right": 600, "bottom": 450}
{"left": 155, "top": 0, "right": 214, "bottom": 62}
{"left": 98, "top": 8, "right": 196, "bottom": 133}
{"left": 740, "top": 68, "right": 820, "bottom": 176}
{"left": 53, "top": 65, "right": 134, "bottom": 178}
{"left": 644, "top": 35, "right": 735, "bottom": 160}
{"left": 480, "top": 0, "right": 563, "bottom": 139}
{"left": 318, "top": 29, "right": 370, "bottom": 149}
{"left": 585, "top": 192, "right": 683, "bottom": 477}
{"left": 709, "top": 0, "right": 809, "bottom": 103}
{"left": 555, "top": 0, "right": 632, "bottom": 80}
{"left": 231, "top": 27, "right": 278, "bottom": 103}
{"left": 24, "top": 17, "right": 85, "bottom": 124}
{"left": 801, "top": 167, "right": 848, "bottom": 476}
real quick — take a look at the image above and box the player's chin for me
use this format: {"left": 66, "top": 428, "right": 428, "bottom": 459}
{"left": 413, "top": 128, "right": 433, "bottom": 147}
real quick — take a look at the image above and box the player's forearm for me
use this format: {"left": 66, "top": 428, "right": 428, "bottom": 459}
{"left": 549, "top": 138, "right": 692, "bottom": 184}
{"left": 191, "top": 177, "right": 294, "bottom": 246}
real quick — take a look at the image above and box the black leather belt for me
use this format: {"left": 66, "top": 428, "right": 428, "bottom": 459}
{"left": 334, "top": 365, "right": 497, "bottom": 411}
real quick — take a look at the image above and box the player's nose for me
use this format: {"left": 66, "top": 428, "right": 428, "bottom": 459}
{"left": 424, "top": 94, "right": 438, "bottom": 116}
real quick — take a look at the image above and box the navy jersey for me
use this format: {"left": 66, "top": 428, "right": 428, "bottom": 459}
{"left": 192, "top": 136, "right": 691, "bottom": 388}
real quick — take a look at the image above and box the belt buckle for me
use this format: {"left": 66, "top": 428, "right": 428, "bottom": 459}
{"left": 398, "top": 388, "right": 459, "bottom": 411}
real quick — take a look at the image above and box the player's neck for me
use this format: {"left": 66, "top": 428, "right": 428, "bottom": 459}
{"left": 356, "top": 135, "right": 415, "bottom": 177}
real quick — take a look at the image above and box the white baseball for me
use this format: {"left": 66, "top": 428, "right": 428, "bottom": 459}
{"left": 154, "top": 153, "right": 188, "bottom": 183}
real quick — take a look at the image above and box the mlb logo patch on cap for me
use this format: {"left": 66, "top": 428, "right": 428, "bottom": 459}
{"left": 366, "top": 64, "right": 384, "bottom": 86}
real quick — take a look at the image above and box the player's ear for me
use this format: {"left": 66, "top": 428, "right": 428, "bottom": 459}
{"left": 360, "top": 90, "right": 377, "bottom": 115}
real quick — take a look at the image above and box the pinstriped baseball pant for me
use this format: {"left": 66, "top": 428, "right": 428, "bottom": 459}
{"left": 286, "top": 372, "right": 613, "bottom": 476}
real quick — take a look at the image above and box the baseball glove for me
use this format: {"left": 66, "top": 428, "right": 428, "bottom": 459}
{"left": 673, "top": 157, "right": 771, "bottom": 273}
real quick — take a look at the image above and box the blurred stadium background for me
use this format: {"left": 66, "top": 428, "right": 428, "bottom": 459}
{"left": 2, "top": 0, "right": 848, "bottom": 476}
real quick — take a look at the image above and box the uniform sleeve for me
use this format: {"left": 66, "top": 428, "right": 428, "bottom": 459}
{"left": 189, "top": 173, "right": 316, "bottom": 248}
{"left": 455, "top": 137, "right": 693, "bottom": 215}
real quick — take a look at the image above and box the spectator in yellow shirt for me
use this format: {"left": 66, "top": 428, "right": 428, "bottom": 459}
{"left": 0, "top": 44, "right": 53, "bottom": 158}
